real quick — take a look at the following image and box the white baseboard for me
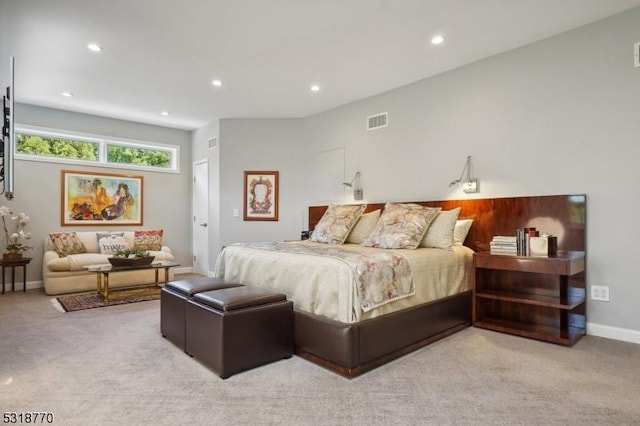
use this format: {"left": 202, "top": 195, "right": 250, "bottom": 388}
{"left": 19, "top": 280, "right": 44, "bottom": 290}
{"left": 172, "top": 266, "right": 193, "bottom": 275}
{"left": 587, "top": 322, "right": 640, "bottom": 344}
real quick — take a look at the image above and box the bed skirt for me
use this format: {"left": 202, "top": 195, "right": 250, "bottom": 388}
{"left": 294, "top": 290, "right": 472, "bottom": 377}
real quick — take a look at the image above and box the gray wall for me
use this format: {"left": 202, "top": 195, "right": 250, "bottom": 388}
{"left": 11, "top": 104, "right": 193, "bottom": 283}
{"left": 302, "top": 7, "right": 640, "bottom": 332}
{"left": 217, "top": 119, "right": 307, "bottom": 257}
{"left": 191, "top": 118, "right": 308, "bottom": 271}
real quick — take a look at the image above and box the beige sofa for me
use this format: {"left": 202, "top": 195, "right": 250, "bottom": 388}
{"left": 43, "top": 231, "right": 176, "bottom": 295}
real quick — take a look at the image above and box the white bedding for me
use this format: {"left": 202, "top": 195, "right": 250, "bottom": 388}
{"left": 214, "top": 241, "right": 473, "bottom": 323}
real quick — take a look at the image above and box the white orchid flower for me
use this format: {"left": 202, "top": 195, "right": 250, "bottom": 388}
{"left": 17, "top": 213, "right": 29, "bottom": 226}
{"left": 0, "top": 206, "right": 12, "bottom": 216}
{"left": 19, "top": 230, "right": 32, "bottom": 240}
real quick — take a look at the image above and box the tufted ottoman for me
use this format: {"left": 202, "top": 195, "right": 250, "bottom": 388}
{"left": 185, "top": 286, "right": 293, "bottom": 379}
{"left": 161, "top": 277, "right": 244, "bottom": 351}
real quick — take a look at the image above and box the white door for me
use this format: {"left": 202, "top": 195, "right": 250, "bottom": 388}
{"left": 192, "top": 160, "right": 209, "bottom": 275}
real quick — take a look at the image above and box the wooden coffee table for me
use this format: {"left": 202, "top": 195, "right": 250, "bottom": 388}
{"left": 85, "top": 261, "right": 180, "bottom": 301}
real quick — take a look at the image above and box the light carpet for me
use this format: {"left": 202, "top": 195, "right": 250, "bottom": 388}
{"left": 1, "top": 285, "right": 639, "bottom": 425}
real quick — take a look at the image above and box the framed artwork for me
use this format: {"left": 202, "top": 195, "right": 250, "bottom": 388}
{"left": 61, "top": 170, "right": 143, "bottom": 226}
{"left": 243, "top": 171, "right": 279, "bottom": 221}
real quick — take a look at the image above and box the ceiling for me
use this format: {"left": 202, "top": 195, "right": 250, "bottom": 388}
{"left": 2, "top": 0, "right": 640, "bottom": 131}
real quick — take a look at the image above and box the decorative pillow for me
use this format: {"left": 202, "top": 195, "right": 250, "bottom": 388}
{"left": 346, "top": 209, "right": 381, "bottom": 244}
{"left": 453, "top": 219, "right": 473, "bottom": 246}
{"left": 311, "top": 204, "right": 366, "bottom": 245}
{"left": 421, "top": 207, "right": 461, "bottom": 249}
{"left": 49, "top": 232, "right": 88, "bottom": 257}
{"left": 361, "top": 203, "right": 440, "bottom": 249}
{"left": 97, "top": 232, "right": 128, "bottom": 254}
{"left": 134, "top": 229, "right": 164, "bottom": 251}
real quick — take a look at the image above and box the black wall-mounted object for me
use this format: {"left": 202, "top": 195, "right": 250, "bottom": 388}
{"left": 1, "top": 56, "right": 15, "bottom": 200}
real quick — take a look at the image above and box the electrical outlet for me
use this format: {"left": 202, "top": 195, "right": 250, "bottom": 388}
{"left": 591, "top": 285, "right": 610, "bottom": 302}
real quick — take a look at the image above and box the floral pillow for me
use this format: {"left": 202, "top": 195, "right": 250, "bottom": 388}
{"left": 134, "top": 229, "right": 163, "bottom": 251}
{"left": 361, "top": 203, "right": 440, "bottom": 249}
{"left": 421, "top": 208, "right": 461, "bottom": 249}
{"left": 311, "top": 204, "right": 366, "bottom": 245}
{"left": 345, "top": 209, "right": 381, "bottom": 244}
{"left": 49, "top": 232, "right": 88, "bottom": 257}
{"left": 97, "top": 232, "right": 128, "bottom": 254}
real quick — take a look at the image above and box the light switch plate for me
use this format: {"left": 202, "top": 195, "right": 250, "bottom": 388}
{"left": 635, "top": 41, "right": 640, "bottom": 68}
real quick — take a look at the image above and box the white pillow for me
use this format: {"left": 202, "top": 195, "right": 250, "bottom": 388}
{"left": 97, "top": 232, "right": 129, "bottom": 254}
{"left": 345, "top": 209, "right": 381, "bottom": 244}
{"left": 420, "top": 207, "right": 461, "bottom": 250}
{"left": 453, "top": 219, "right": 473, "bottom": 246}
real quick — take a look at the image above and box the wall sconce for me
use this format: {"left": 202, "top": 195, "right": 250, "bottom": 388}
{"left": 449, "top": 155, "right": 478, "bottom": 193}
{"left": 343, "top": 172, "right": 363, "bottom": 200}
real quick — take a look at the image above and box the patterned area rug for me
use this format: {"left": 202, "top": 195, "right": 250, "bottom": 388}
{"left": 55, "top": 288, "right": 161, "bottom": 312}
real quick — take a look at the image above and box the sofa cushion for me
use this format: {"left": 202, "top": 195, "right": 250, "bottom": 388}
{"left": 47, "top": 250, "right": 175, "bottom": 272}
{"left": 49, "top": 232, "right": 88, "bottom": 257}
{"left": 47, "top": 253, "right": 108, "bottom": 271}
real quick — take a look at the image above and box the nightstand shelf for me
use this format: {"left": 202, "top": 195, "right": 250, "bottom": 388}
{"left": 475, "top": 288, "right": 585, "bottom": 310}
{"left": 473, "top": 251, "right": 586, "bottom": 346}
{"left": 474, "top": 317, "right": 585, "bottom": 346}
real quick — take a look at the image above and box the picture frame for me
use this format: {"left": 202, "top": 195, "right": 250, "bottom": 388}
{"left": 61, "top": 170, "right": 143, "bottom": 226}
{"left": 243, "top": 171, "right": 279, "bottom": 221}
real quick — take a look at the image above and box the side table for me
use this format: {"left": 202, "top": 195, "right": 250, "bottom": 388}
{"left": 1, "top": 257, "right": 32, "bottom": 294}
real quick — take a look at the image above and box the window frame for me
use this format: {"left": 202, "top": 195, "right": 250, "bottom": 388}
{"left": 14, "top": 125, "right": 180, "bottom": 173}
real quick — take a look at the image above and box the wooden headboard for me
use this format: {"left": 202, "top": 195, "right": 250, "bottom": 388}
{"left": 309, "top": 194, "right": 586, "bottom": 253}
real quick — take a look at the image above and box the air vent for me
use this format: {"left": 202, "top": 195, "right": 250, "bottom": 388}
{"left": 208, "top": 137, "right": 217, "bottom": 149}
{"left": 367, "top": 112, "right": 388, "bottom": 130}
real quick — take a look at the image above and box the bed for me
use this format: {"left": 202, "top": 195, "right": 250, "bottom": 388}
{"left": 215, "top": 195, "right": 586, "bottom": 377}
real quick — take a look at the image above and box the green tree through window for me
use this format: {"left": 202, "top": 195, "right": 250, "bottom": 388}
{"left": 107, "top": 145, "right": 170, "bottom": 168}
{"left": 17, "top": 134, "right": 98, "bottom": 160}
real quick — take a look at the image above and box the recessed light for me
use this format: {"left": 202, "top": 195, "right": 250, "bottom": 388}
{"left": 61, "top": 91, "right": 73, "bottom": 97}
{"left": 211, "top": 79, "right": 222, "bottom": 87}
{"left": 160, "top": 111, "right": 169, "bottom": 116}
{"left": 87, "top": 43, "right": 103, "bottom": 52}
{"left": 310, "top": 85, "right": 320, "bottom": 92}
{"left": 431, "top": 35, "right": 445, "bottom": 45}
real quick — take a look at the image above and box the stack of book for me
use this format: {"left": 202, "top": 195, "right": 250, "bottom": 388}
{"left": 489, "top": 236, "right": 517, "bottom": 255}
{"left": 516, "top": 227, "right": 539, "bottom": 255}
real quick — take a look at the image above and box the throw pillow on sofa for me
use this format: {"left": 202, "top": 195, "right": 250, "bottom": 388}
{"left": 134, "top": 229, "right": 163, "bottom": 251}
{"left": 49, "top": 232, "right": 88, "bottom": 257}
{"left": 97, "top": 232, "right": 128, "bottom": 254}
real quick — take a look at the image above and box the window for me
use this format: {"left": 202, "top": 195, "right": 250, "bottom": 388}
{"left": 15, "top": 126, "right": 179, "bottom": 173}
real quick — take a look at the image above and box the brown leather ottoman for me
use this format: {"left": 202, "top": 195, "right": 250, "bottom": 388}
{"left": 161, "top": 277, "right": 244, "bottom": 351}
{"left": 185, "top": 286, "right": 293, "bottom": 379}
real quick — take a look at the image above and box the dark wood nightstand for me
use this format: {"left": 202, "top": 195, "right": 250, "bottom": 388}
{"left": 0, "top": 257, "right": 32, "bottom": 294}
{"left": 473, "top": 251, "right": 586, "bottom": 346}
